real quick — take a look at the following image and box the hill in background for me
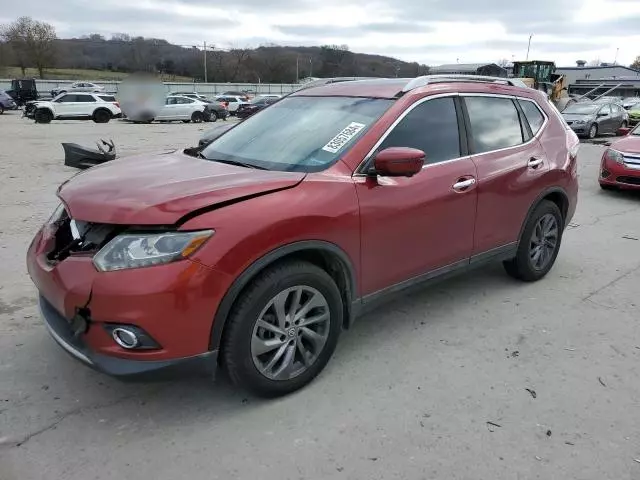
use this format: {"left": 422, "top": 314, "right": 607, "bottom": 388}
{"left": 0, "top": 34, "right": 429, "bottom": 83}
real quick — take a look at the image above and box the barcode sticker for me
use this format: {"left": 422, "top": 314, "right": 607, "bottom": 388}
{"left": 321, "top": 122, "right": 366, "bottom": 154}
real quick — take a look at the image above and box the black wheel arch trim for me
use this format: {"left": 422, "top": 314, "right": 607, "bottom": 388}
{"left": 517, "top": 186, "right": 570, "bottom": 243}
{"left": 208, "top": 240, "right": 358, "bottom": 351}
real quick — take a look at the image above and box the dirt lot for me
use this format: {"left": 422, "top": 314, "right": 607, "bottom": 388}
{"left": 1, "top": 111, "right": 639, "bottom": 480}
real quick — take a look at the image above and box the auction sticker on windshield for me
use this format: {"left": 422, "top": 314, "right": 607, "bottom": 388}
{"left": 322, "top": 122, "right": 366, "bottom": 154}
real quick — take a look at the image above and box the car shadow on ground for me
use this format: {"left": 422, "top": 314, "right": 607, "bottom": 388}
{"left": 7, "top": 263, "right": 525, "bottom": 446}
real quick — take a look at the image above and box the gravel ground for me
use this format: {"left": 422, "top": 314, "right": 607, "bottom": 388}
{"left": 1, "top": 111, "right": 639, "bottom": 480}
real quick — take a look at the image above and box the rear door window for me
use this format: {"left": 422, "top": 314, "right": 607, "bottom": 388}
{"left": 518, "top": 99, "right": 545, "bottom": 135}
{"left": 464, "top": 96, "right": 524, "bottom": 153}
{"left": 378, "top": 97, "right": 461, "bottom": 165}
{"left": 76, "top": 95, "right": 96, "bottom": 103}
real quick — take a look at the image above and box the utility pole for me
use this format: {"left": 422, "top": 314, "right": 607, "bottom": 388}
{"left": 526, "top": 34, "right": 533, "bottom": 61}
{"left": 309, "top": 57, "right": 313, "bottom": 77}
{"left": 614, "top": 47, "right": 619, "bottom": 65}
{"left": 296, "top": 55, "right": 299, "bottom": 82}
{"left": 203, "top": 41, "right": 208, "bottom": 83}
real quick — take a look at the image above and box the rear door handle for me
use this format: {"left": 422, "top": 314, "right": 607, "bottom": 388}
{"left": 528, "top": 157, "right": 543, "bottom": 168}
{"left": 452, "top": 178, "right": 476, "bottom": 192}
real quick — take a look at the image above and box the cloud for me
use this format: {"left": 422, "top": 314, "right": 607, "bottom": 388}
{"left": 1, "top": 0, "right": 639, "bottom": 66}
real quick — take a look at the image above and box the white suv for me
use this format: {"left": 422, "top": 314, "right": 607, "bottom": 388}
{"left": 31, "top": 93, "right": 121, "bottom": 124}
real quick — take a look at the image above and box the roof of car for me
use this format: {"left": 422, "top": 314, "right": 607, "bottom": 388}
{"left": 291, "top": 76, "right": 536, "bottom": 99}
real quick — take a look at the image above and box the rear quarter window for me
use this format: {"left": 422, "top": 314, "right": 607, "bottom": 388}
{"left": 99, "top": 95, "right": 116, "bottom": 102}
{"left": 518, "top": 99, "right": 546, "bottom": 135}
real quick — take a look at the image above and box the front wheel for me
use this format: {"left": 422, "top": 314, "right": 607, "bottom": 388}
{"left": 208, "top": 111, "right": 218, "bottom": 122}
{"left": 588, "top": 124, "right": 598, "bottom": 139}
{"left": 503, "top": 200, "right": 563, "bottom": 282}
{"left": 222, "top": 261, "right": 343, "bottom": 397}
{"left": 34, "top": 109, "right": 53, "bottom": 124}
{"left": 191, "top": 111, "right": 204, "bottom": 123}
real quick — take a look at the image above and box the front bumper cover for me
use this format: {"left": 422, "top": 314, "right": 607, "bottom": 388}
{"left": 40, "top": 296, "right": 218, "bottom": 380}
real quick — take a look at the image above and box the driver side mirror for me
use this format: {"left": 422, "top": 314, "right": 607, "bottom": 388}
{"left": 597, "top": 112, "right": 608, "bottom": 117}
{"left": 371, "top": 147, "right": 425, "bottom": 177}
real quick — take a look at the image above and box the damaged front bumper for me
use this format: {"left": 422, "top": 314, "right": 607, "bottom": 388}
{"left": 39, "top": 295, "right": 217, "bottom": 379}
{"left": 27, "top": 214, "right": 231, "bottom": 380}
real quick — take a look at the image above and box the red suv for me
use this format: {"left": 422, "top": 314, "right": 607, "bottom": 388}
{"left": 27, "top": 76, "right": 579, "bottom": 396}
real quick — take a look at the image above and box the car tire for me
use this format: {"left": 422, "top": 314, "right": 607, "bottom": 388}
{"left": 209, "top": 111, "right": 218, "bottom": 122}
{"left": 0, "top": 104, "right": 4, "bottom": 114}
{"left": 191, "top": 111, "right": 204, "bottom": 123}
{"left": 34, "top": 108, "right": 53, "bottom": 124}
{"left": 588, "top": 124, "right": 598, "bottom": 139}
{"left": 222, "top": 261, "right": 343, "bottom": 397}
{"left": 93, "top": 109, "right": 111, "bottom": 124}
{"left": 503, "top": 200, "right": 563, "bottom": 282}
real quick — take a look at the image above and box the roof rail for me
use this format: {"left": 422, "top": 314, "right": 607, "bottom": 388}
{"left": 295, "top": 77, "right": 379, "bottom": 91}
{"left": 402, "top": 74, "right": 528, "bottom": 93}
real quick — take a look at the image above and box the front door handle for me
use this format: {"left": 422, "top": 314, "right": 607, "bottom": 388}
{"left": 452, "top": 178, "right": 476, "bottom": 192}
{"left": 528, "top": 157, "right": 544, "bottom": 168}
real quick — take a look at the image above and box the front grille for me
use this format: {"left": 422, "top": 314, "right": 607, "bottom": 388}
{"left": 621, "top": 152, "right": 640, "bottom": 170}
{"left": 616, "top": 176, "right": 640, "bottom": 186}
{"left": 47, "top": 213, "right": 120, "bottom": 264}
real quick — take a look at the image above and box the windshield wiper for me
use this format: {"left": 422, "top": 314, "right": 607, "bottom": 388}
{"left": 206, "top": 157, "right": 268, "bottom": 170}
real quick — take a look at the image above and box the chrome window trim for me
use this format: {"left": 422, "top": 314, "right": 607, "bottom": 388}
{"left": 354, "top": 92, "right": 550, "bottom": 176}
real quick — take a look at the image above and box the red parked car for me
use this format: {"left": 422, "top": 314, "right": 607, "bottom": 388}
{"left": 27, "top": 76, "right": 579, "bottom": 396}
{"left": 599, "top": 123, "right": 640, "bottom": 190}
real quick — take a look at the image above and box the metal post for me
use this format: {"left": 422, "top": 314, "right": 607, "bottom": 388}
{"left": 203, "top": 41, "right": 207, "bottom": 83}
{"left": 526, "top": 34, "right": 533, "bottom": 61}
{"left": 614, "top": 47, "right": 619, "bottom": 65}
{"left": 309, "top": 57, "right": 313, "bottom": 77}
{"left": 296, "top": 56, "right": 299, "bottom": 83}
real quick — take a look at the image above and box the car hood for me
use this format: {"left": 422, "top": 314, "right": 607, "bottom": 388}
{"left": 58, "top": 150, "right": 306, "bottom": 225}
{"left": 562, "top": 113, "right": 594, "bottom": 121}
{"left": 611, "top": 135, "right": 640, "bottom": 154}
{"left": 628, "top": 110, "right": 640, "bottom": 117}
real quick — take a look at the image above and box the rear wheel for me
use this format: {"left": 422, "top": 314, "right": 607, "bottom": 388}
{"left": 34, "top": 108, "right": 53, "bottom": 124}
{"left": 191, "top": 111, "right": 204, "bottom": 123}
{"left": 588, "top": 124, "right": 598, "bottom": 139}
{"left": 503, "top": 200, "right": 563, "bottom": 282}
{"left": 222, "top": 261, "right": 343, "bottom": 397}
{"left": 93, "top": 109, "right": 111, "bottom": 123}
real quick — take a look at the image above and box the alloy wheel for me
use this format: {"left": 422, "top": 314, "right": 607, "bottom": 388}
{"left": 529, "top": 213, "right": 558, "bottom": 271}
{"left": 251, "top": 286, "right": 330, "bottom": 381}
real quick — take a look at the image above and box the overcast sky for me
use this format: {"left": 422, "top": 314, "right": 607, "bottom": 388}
{"left": 3, "top": 0, "right": 640, "bottom": 67}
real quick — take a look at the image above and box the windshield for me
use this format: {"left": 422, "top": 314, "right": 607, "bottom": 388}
{"left": 563, "top": 104, "right": 599, "bottom": 115}
{"left": 201, "top": 96, "right": 393, "bottom": 172}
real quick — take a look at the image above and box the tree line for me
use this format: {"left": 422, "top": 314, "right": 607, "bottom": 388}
{"left": 0, "top": 17, "right": 429, "bottom": 82}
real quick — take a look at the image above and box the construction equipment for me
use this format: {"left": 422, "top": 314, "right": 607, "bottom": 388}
{"left": 512, "top": 61, "right": 571, "bottom": 110}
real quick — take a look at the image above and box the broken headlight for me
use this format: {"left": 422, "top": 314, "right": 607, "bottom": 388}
{"left": 93, "top": 230, "right": 213, "bottom": 272}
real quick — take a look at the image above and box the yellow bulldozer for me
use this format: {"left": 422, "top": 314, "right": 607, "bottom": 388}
{"left": 512, "top": 60, "right": 572, "bottom": 110}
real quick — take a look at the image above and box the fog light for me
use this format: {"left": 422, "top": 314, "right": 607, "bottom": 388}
{"left": 112, "top": 328, "right": 139, "bottom": 349}
{"left": 601, "top": 169, "right": 611, "bottom": 178}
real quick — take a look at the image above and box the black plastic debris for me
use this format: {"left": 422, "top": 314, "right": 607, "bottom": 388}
{"left": 62, "top": 139, "right": 116, "bottom": 169}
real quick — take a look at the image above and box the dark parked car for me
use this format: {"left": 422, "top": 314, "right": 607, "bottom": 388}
{"left": 0, "top": 90, "right": 17, "bottom": 113}
{"left": 236, "top": 96, "right": 279, "bottom": 119}
{"left": 562, "top": 102, "right": 628, "bottom": 139}
{"left": 5, "top": 78, "right": 38, "bottom": 106}
{"left": 27, "top": 75, "right": 579, "bottom": 397}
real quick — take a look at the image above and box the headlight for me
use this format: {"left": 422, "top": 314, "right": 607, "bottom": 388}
{"left": 573, "top": 119, "right": 586, "bottom": 124}
{"left": 603, "top": 148, "right": 624, "bottom": 165}
{"left": 45, "top": 203, "right": 66, "bottom": 226}
{"left": 93, "top": 230, "right": 213, "bottom": 272}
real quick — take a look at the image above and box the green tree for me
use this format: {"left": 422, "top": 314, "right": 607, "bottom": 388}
{"left": 1, "top": 16, "right": 57, "bottom": 78}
